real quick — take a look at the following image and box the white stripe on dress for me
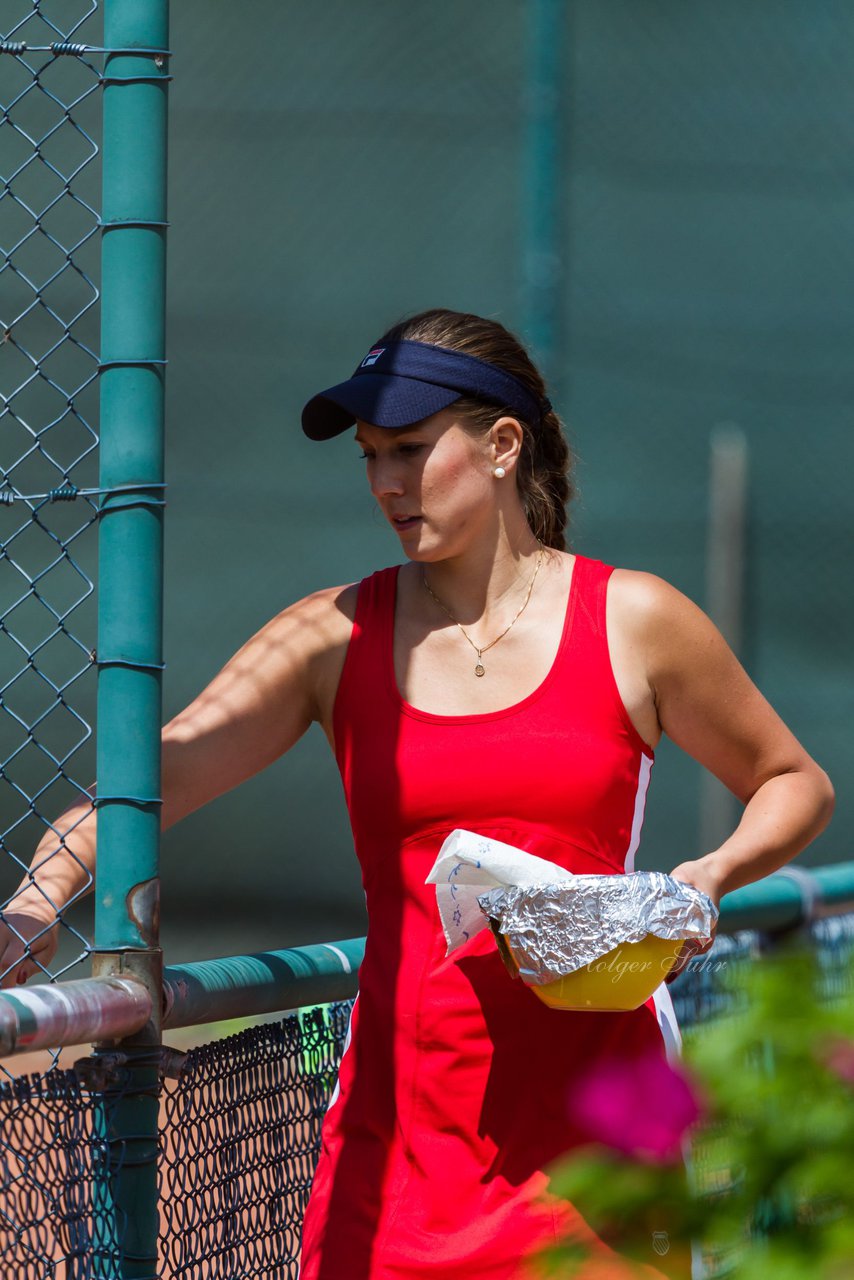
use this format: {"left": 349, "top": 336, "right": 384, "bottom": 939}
{"left": 623, "top": 754, "right": 701, "bottom": 1275}
{"left": 651, "top": 980, "right": 683, "bottom": 1063}
{"left": 623, "top": 752, "right": 653, "bottom": 875}
{"left": 622, "top": 753, "right": 683, "bottom": 1058}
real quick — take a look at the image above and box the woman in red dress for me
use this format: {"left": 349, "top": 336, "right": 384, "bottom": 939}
{"left": 2, "top": 309, "right": 834, "bottom": 1279}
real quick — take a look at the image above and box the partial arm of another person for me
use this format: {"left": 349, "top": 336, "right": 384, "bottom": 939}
{"left": 609, "top": 571, "right": 835, "bottom": 979}
{"left": 0, "top": 586, "right": 354, "bottom": 987}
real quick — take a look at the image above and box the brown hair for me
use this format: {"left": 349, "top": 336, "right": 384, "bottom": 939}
{"left": 377, "top": 309, "right": 575, "bottom": 551}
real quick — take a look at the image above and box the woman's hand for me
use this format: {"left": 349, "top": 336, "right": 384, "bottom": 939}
{"left": 0, "top": 912, "right": 59, "bottom": 989}
{"left": 664, "top": 858, "right": 721, "bottom": 985}
{"left": 669, "top": 858, "right": 722, "bottom": 911}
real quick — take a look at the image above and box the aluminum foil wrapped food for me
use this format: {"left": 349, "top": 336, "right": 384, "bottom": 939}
{"left": 477, "top": 872, "right": 718, "bottom": 985}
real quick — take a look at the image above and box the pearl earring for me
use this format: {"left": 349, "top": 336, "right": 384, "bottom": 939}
{"left": 494, "top": 466, "right": 506, "bottom": 479}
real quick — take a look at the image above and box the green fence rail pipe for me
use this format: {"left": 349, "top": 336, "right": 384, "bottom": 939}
{"left": 1, "top": 865, "right": 851, "bottom": 1057}
{"left": 0, "top": 977, "right": 151, "bottom": 1057}
{"left": 159, "top": 865, "right": 854, "bottom": 1028}
{"left": 812, "top": 863, "right": 854, "bottom": 914}
{"left": 717, "top": 861, "right": 854, "bottom": 935}
{"left": 162, "top": 938, "right": 365, "bottom": 1030}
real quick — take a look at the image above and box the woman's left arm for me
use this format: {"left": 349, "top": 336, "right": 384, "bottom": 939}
{"left": 612, "top": 572, "right": 835, "bottom": 956}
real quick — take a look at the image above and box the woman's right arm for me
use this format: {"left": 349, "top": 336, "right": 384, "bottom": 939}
{"left": 0, "top": 585, "right": 356, "bottom": 987}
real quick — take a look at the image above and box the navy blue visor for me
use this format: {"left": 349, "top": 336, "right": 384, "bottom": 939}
{"left": 301, "top": 340, "right": 548, "bottom": 440}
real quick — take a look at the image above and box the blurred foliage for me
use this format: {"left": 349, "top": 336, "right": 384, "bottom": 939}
{"left": 541, "top": 940, "right": 854, "bottom": 1279}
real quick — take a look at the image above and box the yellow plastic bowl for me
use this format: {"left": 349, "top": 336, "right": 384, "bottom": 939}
{"left": 501, "top": 931, "right": 686, "bottom": 1012}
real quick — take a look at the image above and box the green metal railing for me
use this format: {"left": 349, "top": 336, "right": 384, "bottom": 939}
{"left": 2, "top": 866, "right": 852, "bottom": 1057}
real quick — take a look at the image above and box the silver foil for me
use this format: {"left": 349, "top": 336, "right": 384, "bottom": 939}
{"left": 477, "top": 872, "right": 718, "bottom": 985}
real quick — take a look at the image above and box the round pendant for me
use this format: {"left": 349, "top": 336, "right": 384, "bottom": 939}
{"left": 475, "top": 663, "right": 485, "bottom": 677}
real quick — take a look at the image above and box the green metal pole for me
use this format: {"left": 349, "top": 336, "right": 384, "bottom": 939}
{"left": 93, "top": 2, "right": 169, "bottom": 1276}
{"left": 522, "top": 0, "right": 566, "bottom": 389}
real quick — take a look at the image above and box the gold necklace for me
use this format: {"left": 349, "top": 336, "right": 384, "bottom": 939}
{"left": 422, "top": 543, "right": 545, "bottom": 677}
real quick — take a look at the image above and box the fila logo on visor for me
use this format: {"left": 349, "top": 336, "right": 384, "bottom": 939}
{"left": 360, "top": 348, "right": 385, "bottom": 368}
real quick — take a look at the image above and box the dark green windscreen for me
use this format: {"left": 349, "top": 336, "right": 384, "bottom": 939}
{"left": 154, "top": 1, "right": 851, "bottom": 956}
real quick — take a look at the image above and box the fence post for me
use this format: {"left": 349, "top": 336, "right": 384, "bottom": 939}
{"left": 91, "top": 1, "right": 170, "bottom": 1275}
{"left": 522, "top": 0, "right": 566, "bottom": 389}
{"left": 699, "top": 425, "right": 749, "bottom": 857}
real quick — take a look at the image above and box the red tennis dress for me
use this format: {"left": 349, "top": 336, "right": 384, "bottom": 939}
{"left": 299, "top": 556, "right": 683, "bottom": 1280}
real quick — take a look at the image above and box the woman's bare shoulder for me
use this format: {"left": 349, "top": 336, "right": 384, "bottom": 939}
{"left": 608, "top": 565, "right": 685, "bottom": 603}
{"left": 274, "top": 582, "right": 361, "bottom": 723}
{"left": 159, "top": 581, "right": 362, "bottom": 816}
{"left": 166, "top": 582, "right": 359, "bottom": 735}
{"left": 248, "top": 580, "right": 358, "bottom": 665}
{"left": 607, "top": 567, "right": 705, "bottom": 643}
{"left": 607, "top": 567, "right": 824, "bottom": 803}
{"left": 184, "top": 581, "right": 361, "bottom": 724}
{"left": 277, "top": 581, "right": 359, "bottom": 647}
{"left": 605, "top": 567, "right": 719, "bottom": 725}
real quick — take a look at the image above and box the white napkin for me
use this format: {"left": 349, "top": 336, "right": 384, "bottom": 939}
{"left": 425, "top": 828, "right": 574, "bottom": 955}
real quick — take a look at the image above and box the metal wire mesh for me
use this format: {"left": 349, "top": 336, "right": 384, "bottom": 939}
{"left": 1, "top": 4, "right": 103, "bottom": 1001}
{"left": 670, "top": 913, "right": 854, "bottom": 1027}
{"left": 0, "top": 1065, "right": 124, "bottom": 1279}
{"left": 159, "top": 1003, "right": 352, "bottom": 1279}
{"left": 0, "top": 1001, "right": 351, "bottom": 1280}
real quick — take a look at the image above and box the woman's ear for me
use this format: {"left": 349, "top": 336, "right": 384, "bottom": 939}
{"left": 490, "top": 416, "right": 524, "bottom": 474}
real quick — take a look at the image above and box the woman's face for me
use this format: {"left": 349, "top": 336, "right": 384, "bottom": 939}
{"left": 354, "top": 409, "right": 498, "bottom": 561}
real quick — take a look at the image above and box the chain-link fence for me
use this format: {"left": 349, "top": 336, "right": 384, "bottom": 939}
{"left": 0, "top": 1001, "right": 352, "bottom": 1279}
{"left": 2, "top": 5, "right": 104, "bottom": 1011}
{"left": 0, "top": 1064, "right": 125, "bottom": 1278}
{"left": 1, "top": 924, "right": 852, "bottom": 1278}
{"left": 159, "top": 1004, "right": 351, "bottom": 1280}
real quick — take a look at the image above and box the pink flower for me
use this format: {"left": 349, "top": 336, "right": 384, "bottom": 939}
{"left": 818, "top": 1035, "right": 854, "bottom": 1087}
{"left": 567, "top": 1049, "right": 703, "bottom": 1164}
